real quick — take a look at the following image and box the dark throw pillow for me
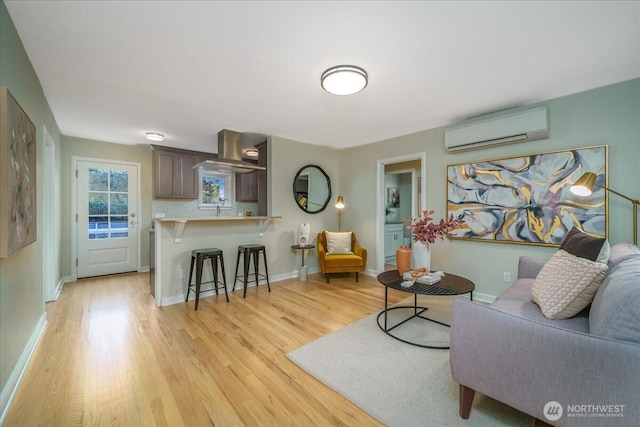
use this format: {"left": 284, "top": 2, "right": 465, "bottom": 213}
{"left": 560, "top": 226, "right": 609, "bottom": 263}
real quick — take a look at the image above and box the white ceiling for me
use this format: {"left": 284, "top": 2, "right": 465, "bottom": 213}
{"left": 5, "top": 1, "right": 640, "bottom": 153}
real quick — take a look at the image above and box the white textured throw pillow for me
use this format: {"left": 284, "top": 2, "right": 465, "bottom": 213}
{"left": 531, "top": 250, "right": 608, "bottom": 320}
{"left": 325, "top": 231, "right": 353, "bottom": 255}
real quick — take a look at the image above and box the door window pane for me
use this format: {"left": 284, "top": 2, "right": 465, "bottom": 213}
{"left": 110, "top": 216, "right": 129, "bottom": 237}
{"left": 110, "top": 216, "right": 128, "bottom": 228}
{"left": 110, "top": 194, "right": 128, "bottom": 215}
{"left": 88, "top": 168, "right": 109, "bottom": 191}
{"left": 110, "top": 170, "right": 128, "bottom": 192}
{"left": 88, "top": 193, "right": 108, "bottom": 215}
{"left": 89, "top": 216, "right": 109, "bottom": 239}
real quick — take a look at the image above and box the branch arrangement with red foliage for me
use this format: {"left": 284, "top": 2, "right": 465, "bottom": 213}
{"left": 406, "top": 210, "right": 465, "bottom": 244}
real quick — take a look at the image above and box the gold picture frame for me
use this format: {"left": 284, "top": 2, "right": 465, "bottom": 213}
{"left": 0, "top": 88, "right": 37, "bottom": 258}
{"left": 446, "top": 145, "right": 608, "bottom": 246}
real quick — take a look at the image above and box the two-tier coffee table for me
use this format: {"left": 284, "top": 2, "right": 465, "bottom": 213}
{"left": 376, "top": 270, "right": 475, "bottom": 349}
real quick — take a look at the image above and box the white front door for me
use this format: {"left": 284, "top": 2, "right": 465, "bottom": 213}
{"left": 77, "top": 160, "right": 139, "bottom": 278}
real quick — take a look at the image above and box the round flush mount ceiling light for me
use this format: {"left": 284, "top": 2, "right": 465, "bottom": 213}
{"left": 321, "top": 65, "right": 368, "bottom": 95}
{"left": 245, "top": 149, "right": 259, "bottom": 157}
{"left": 145, "top": 132, "right": 164, "bottom": 142}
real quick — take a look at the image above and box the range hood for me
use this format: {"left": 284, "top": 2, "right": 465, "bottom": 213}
{"left": 194, "top": 129, "right": 265, "bottom": 173}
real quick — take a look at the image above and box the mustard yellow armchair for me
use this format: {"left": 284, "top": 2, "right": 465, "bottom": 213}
{"left": 317, "top": 231, "right": 367, "bottom": 283}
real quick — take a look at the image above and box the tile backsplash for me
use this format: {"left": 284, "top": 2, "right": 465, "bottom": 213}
{"left": 152, "top": 199, "right": 259, "bottom": 219}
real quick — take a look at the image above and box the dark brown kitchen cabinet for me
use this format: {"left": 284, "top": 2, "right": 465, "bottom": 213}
{"left": 236, "top": 170, "right": 258, "bottom": 202}
{"left": 235, "top": 140, "right": 268, "bottom": 207}
{"left": 152, "top": 145, "right": 208, "bottom": 199}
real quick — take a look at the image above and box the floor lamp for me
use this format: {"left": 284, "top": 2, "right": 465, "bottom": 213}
{"left": 335, "top": 196, "right": 345, "bottom": 231}
{"left": 570, "top": 172, "right": 639, "bottom": 245}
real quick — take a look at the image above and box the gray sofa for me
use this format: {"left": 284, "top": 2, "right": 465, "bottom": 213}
{"left": 450, "top": 242, "right": 640, "bottom": 426}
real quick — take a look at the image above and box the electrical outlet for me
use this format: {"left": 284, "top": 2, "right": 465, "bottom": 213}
{"left": 178, "top": 268, "right": 185, "bottom": 278}
{"left": 503, "top": 272, "right": 511, "bottom": 283}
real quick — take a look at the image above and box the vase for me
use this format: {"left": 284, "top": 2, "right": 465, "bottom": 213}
{"left": 396, "top": 245, "right": 411, "bottom": 275}
{"left": 412, "top": 241, "right": 431, "bottom": 270}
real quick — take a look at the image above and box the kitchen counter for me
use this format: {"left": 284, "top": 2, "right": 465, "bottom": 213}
{"left": 158, "top": 216, "right": 283, "bottom": 243}
{"left": 159, "top": 216, "right": 281, "bottom": 222}
{"left": 153, "top": 215, "right": 284, "bottom": 306}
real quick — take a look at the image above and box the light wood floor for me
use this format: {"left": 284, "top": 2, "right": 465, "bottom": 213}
{"left": 4, "top": 272, "right": 410, "bottom": 426}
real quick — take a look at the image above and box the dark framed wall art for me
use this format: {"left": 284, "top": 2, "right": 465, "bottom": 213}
{"left": 0, "top": 88, "right": 37, "bottom": 258}
{"left": 447, "top": 145, "right": 607, "bottom": 246}
{"left": 387, "top": 187, "right": 399, "bottom": 207}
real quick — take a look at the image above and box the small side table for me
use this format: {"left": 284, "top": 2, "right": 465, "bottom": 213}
{"left": 291, "top": 244, "right": 315, "bottom": 281}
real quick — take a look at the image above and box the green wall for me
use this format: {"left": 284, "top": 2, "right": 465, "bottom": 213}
{"left": 339, "top": 78, "right": 640, "bottom": 299}
{"left": 0, "top": 0, "right": 62, "bottom": 415}
{"left": 1, "top": 0, "right": 638, "bottom": 416}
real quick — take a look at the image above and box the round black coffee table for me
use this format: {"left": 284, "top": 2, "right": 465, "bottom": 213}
{"left": 376, "top": 270, "right": 475, "bottom": 349}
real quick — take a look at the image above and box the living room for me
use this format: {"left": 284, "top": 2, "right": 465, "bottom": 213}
{"left": 1, "top": 1, "right": 639, "bottom": 426}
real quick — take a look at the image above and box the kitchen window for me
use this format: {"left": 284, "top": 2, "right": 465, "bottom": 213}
{"left": 199, "top": 170, "right": 234, "bottom": 209}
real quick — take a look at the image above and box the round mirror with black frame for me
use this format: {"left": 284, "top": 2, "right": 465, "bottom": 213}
{"left": 293, "top": 165, "right": 332, "bottom": 213}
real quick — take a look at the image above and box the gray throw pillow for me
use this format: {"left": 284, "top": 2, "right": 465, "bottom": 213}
{"left": 560, "top": 226, "right": 609, "bottom": 263}
{"left": 607, "top": 242, "right": 640, "bottom": 269}
{"left": 589, "top": 255, "right": 640, "bottom": 343}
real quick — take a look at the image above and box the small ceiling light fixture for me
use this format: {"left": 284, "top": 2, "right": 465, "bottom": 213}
{"left": 321, "top": 65, "right": 368, "bottom": 95}
{"left": 145, "top": 132, "right": 164, "bottom": 142}
{"left": 245, "top": 149, "right": 259, "bottom": 157}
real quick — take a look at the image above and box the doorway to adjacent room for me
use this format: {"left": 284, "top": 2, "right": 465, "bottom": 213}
{"left": 376, "top": 153, "right": 426, "bottom": 273}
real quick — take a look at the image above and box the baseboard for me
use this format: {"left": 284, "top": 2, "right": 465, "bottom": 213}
{"left": 138, "top": 265, "right": 150, "bottom": 273}
{"left": 63, "top": 274, "right": 77, "bottom": 284}
{"left": 54, "top": 278, "right": 64, "bottom": 300}
{"left": 472, "top": 292, "right": 496, "bottom": 303}
{"left": 54, "top": 275, "right": 75, "bottom": 300}
{"left": 364, "top": 268, "right": 379, "bottom": 277}
{"left": 160, "top": 268, "right": 321, "bottom": 306}
{"left": 0, "top": 313, "right": 47, "bottom": 425}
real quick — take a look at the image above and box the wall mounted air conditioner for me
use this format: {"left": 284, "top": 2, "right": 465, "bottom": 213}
{"left": 444, "top": 105, "right": 549, "bottom": 152}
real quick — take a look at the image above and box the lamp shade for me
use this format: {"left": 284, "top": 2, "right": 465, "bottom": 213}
{"left": 570, "top": 172, "right": 597, "bottom": 196}
{"left": 321, "top": 66, "right": 368, "bottom": 95}
{"left": 335, "top": 196, "right": 345, "bottom": 209}
{"left": 569, "top": 171, "right": 638, "bottom": 245}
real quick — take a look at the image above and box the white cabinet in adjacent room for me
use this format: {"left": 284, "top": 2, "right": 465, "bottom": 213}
{"left": 384, "top": 223, "right": 404, "bottom": 263}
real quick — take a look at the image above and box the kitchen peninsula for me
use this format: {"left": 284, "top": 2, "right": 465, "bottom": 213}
{"left": 153, "top": 215, "right": 282, "bottom": 306}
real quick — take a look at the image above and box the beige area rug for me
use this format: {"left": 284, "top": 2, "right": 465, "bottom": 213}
{"left": 287, "top": 296, "right": 535, "bottom": 427}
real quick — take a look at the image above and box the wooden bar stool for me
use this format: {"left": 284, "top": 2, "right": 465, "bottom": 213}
{"left": 186, "top": 248, "right": 229, "bottom": 310}
{"left": 233, "top": 244, "right": 271, "bottom": 298}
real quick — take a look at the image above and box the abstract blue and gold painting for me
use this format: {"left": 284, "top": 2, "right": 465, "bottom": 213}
{"left": 447, "top": 145, "right": 607, "bottom": 246}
